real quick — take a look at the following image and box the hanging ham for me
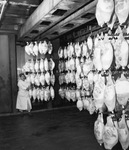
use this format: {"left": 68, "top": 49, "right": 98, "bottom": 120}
{"left": 94, "top": 113, "right": 104, "bottom": 145}
{"left": 115, "top": 0, "right": 129, "bottom": 25}
{"left": 103, "top": 115, "right": 118, "bottom": 150}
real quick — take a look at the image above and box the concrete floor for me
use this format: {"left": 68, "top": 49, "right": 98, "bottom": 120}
{"left": 0, "top": 107, "right": 126, "bottom": 150}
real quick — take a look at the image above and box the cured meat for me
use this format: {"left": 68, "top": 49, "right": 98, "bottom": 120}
{"left": 50, "top": 86, "right": 55, "bottom": 99}
{"left": 64, "top": 47, "right": 67, "bottom": 59}
{"left": 93, "top": 46, "right": 102, "bottom": 71}
{"left": 76, "top": 89, "right": 81, "bottom": 100}
{"left": 65, "top": 88, "right": 71, "bottom": 101}
{"left": 34, "top": 73, "right": 40, "bottom": 86}
{"left": 114, "top": 32, "right": 123, "bottom": 69}
{"left": 39, "top": 72, "right": 45, "bottom": 86}
{"left": 76, "top": 74, "right": 82, "bottom": 89}
{"left": 30, "top": 59, "right": 35, "bottom": 72}
{"left": 82, "top": 97, "right": 90, "bottom": 110}
{"left": 119, "top": 35, "right": 129, "bottom": 68}
{"left": 40, "top": 88, "right": 44, "bottom": 101}
{"left": 76, "top": 99, "right": 83, "bottom": 111}
{"left": 87, "top": 36, "right": 93, "bottom": 52}
{"left": 38, "top": 41, "right": 43, "bottom": 54}
{"left": 115, "top": 74, "right": 129, "bottom": 106}
{"left": 33, "top": 41, "right": 38, "bottom": 56}
{"left": 87, "top": 98, "right": 95, "bottom": 115}
{"left": 45, "top": 72, "right": 50, "bottom": 85}
{"left": 70, "top": 89, "right": 76, "bottom": 102}
{"left": 29, "top": 42, "right": 34, "bottom": 55}
{"left": 94, "top": 35, "right": 99, "bottom": 48}
{"left": 58, "top": 47, "right": 63, "bottom": 58}
{"left": 118, "top": 114, "right": 129, "bottom": 150}
{"left": 44, "top": 58, "right": 49, "bottom": 71}
{"left": 48, "top": 41, "right": 53, "bottom": 54}
{"left": 42, "top": 41, "right": 48, "bottom": 54}
{"left": 25, "top": 42, "right": 30, "bottom": 55}
{"left": 83, "top": 59, "right": 93, "bottom": 76}
{"left": 103, "top": 115, "right": 118, "bottom": 150}
{"left": 93, "top": 75, "right": 105, "bottom": 111}
{"left": 36, "top": 88, "right": 40, "bottom": 101}
{"left": 40, "top": 59, "right": 45, "bottom": 72}
{"left": 75, "top": 42, "right": 81, "bottom": 57}
{"left": 94, "top": 113, "right": 104, "bottom": 145}
{"left": 82, "top": 78, "right": 90, "bottom": 90}
{"left": 68, "top": 43, "right": 74, "bottom": 58}
{"left": 35, "top": 59, "right": 39, "bottom": 72}
{"left": 22, "top": 61, "right": 30, "bottom": 72}
{"left": 59, "top": 87, "right": 65, "bottom": 99}
{"left": 88, "top": 71, "right": 94, "bottom": 84}
{"left": 101, "top": 34, "right": 113, "bottom": 70}
{"left": 104, "top": 74, "right": 116, "bottom": 112}
{"left": 96, "top": 0, "right": 114, "bottom": 26}
{"left": 115, "top": 0, "right": 129, "bottom": 25}
{"left": 44, "top": 86, "right": 50, "bottom": 101}
{"left": 49, "top": 58, "right": 55, "bottom": 71}
{"left": 95, "top": 1, "right": 104, "bottom": 27}
{"left": 50, "top": 71, "right": 55, "bottom": 86}
{"left": 82, "top": 41, "right": 88, "bottom": 57}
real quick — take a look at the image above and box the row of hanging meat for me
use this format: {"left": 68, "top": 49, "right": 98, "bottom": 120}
{"left": 25, "top": 41, "right": 53, "bottom": 56}
{"left": 26, "top": 71, "right": 55, "bottom": 86}
{"left": 28, "top": 86, "right": 55, "bottom": 102}
{"left": 58, "top": 38, "right": 92, "bottom": 59}
{"left": 21, "top": 41, "right": 56, "bottom": 102}
{"left": 96, "top": 0, "right": 129, "bottom": 28}
{"left": 58, "top": 27, "right": 129, "bottom": 150}
{"left": 22, "top": 58, "right": 55, "bottom": 73}
{"left": 76, "top": 73, "right": 129, "bottom": 112}
{"left": 59, "top": 71, "right": 94, "bottom": 90}
{"left": 94, "top": 113, "right": 129, "bottom": 150}
{"left": 95, "top": 2, "right": 129, "bottom": 148}
{"left": 59, "top": 70, "right": 129, "bottom": 112}
{"left": 58, "top": 30, "right": 129, "bottom": 75}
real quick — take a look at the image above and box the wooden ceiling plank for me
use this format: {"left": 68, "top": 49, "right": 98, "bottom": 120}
{"left": 39, "top": 0, "right": 97, "bottom": 40}
{"left": 18, "top": 0, "right": 63, "bottom": 38}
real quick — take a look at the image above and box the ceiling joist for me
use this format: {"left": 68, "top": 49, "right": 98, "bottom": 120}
{"left": 38, "top": 0, "right": 97, "bottom": 40}
{"left": 18, "top": 0, "right": 63, "bottom": 39}
{"left": 18, "top": 0, "right": 95, "bottom": 40}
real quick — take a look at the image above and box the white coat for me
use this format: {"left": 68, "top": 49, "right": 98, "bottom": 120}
{"left": 16, "top": 79, "right": 32, "bottom": 111}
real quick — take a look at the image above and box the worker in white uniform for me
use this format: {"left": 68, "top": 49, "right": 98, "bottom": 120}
{"left": 16, "top": 73, "right": 32, "bottom": 112}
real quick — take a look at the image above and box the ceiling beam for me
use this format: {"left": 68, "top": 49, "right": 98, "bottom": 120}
{"left": 39, "top": 0, "right": 97, "bottom": 40}
{"left": 18, "top": 0, "right": 63, "bottom": 39}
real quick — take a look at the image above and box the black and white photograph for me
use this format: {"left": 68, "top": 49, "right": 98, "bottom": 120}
{"left": 0, "top": 0, "right": 129, "bottom": 149}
